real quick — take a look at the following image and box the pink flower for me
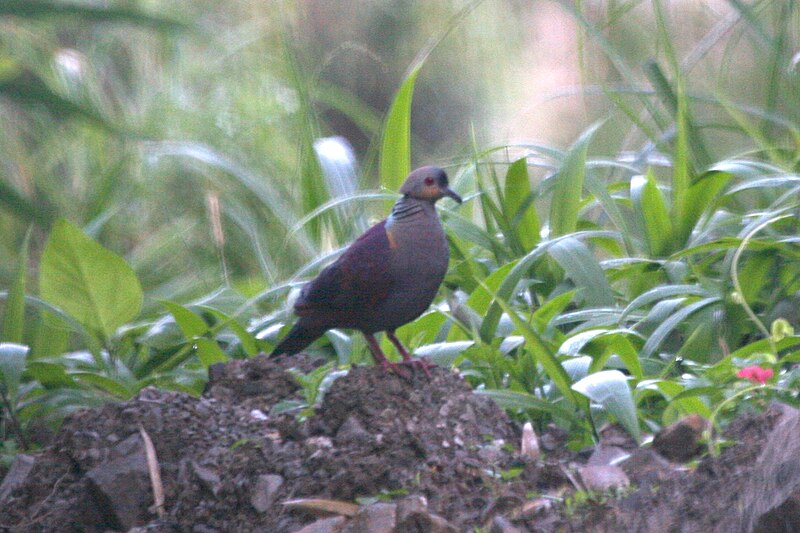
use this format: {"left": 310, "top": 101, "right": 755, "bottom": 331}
{"left": 736, "top": 366, "right": 774, "bottom": 385}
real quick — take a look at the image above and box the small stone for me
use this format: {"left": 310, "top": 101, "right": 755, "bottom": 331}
{"left": 587, "top": 445, "right": 630, "bottom": 466}
{"left": 490, "top": 515, "right": 526, "bottom": 533}
{"left": 307, "top": 436, "right": 333, "bottom": 450}
{"left": 577, "top": 465, "right": 630, "bottom": 492}
{"left": 395, "top": 495, "right": 428, "bottom": 523}
{"left": 85, "top": 435, "right": 151, "bottom": 530}
{"left": 250, "top": 409, "right": 268, "bottom": 421}
{"left": 250, "top": 474, "right": 284, "bottom": 513}
{"left": 0, "top": 454, "right": 35, "bottom": 503}
{"left": 652, "top": 414, "right": 708, "bottom": 462}
{"left": 335, "top": 415, "right": 370, "bottom": 446}
{"left": 293, "top": 515, "right": 347, "bottom": 533}
{"left": 341, "top": 502, "right": 396, "bottom": 533}
{"left": 192, "top": 461, "right": 221, "bottom": 495}
{"left": 395, "top": 508, "right": 458, "bottom": 533}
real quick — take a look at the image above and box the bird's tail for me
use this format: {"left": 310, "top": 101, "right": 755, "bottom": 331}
{"left": 270, "top": 321, "right": 324, "bottom": 357}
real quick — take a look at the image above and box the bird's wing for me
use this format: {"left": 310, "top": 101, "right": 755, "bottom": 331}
{"left": 295, "top": 220, "right": 394, "bottom": 315}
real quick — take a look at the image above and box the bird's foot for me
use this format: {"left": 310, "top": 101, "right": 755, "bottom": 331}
{"left": 399, "top": 356, "right": 436, "bottom": 378}
{"left": 378, "top": 359, "right": 412, "bottom": 378}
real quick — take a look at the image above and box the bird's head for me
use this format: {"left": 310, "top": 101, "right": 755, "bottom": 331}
{"left": 400, "top": 166, "right": 462, "bottom": 204}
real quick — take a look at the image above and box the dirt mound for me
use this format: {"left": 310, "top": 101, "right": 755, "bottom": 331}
{"left": 1, "top": 354, "right": 798, "bottom": 533}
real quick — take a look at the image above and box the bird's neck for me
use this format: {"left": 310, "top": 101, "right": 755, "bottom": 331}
{"left": 387, "top": 195, "right": 436, "bottom": 226}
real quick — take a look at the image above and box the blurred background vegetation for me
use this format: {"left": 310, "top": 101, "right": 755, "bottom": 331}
{"left": 1, "top": 0, "right": 800, "bottom": 455}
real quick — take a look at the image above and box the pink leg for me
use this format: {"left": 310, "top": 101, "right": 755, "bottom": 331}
{"left": 386, "top": 331, "right": 436, "bottom": 377}
{"left": 363, "top": 333, "right": 408, "bottom": 376}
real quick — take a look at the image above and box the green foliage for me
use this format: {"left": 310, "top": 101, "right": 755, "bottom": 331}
{"left": 1, "top": 0, "right": 800, "bottom": 457}
{"left": 40, "top": 219, "right": 143, "bottom": 343}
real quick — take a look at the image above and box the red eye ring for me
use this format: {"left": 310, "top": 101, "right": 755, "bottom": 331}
{"left": 424, "top": 176, "right": 435, "bottom": 186}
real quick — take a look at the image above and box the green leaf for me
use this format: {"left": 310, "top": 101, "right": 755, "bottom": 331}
{"left": 485, "top": 284, "right": 576, "bottom": 404}
{"left": 549, "top": 122, "right": 602, "bottom": 237}
{"left": 414, "top": 341, "right": 474, "bottom": 368}
{"left": 0, "top": 0, "right": 191, "bottom": 32}
{"left": 680, "top": 171, "right": 731, "bottom": 245}
{"left": 572, "top": 370, "right": 640, "bottom": 443}
{"left": 548, "top": 237, "right": 613, "bottom": 307}
{"left": 0, "top": 343, "right": 28, "bottom": 402}
{"left": 380, "top": 66, "right": 422, "bottom": 194}
{"left": 25, "top": 361, "right": 78, "bottom": 389}
{"left": 640, "top": 297, "right": 722, "bottom": 358}
{"left": 162, "top": 301, "right": 208, "bottom": 339}
{"left": 39, "top": 219, "right": 143, "bottom": 341}
{"left": 195, "top": 338, "right": 229, "bottom": 368}
{"left": 630, "top": 170, "right": 672, "bottom": 256}
{"left": 474, "top": 389, "right": 579, "bottom": 422}
{"left": 199, "top": 306, "right": 259, "bottom": 356}
{"left": 1, "top": 228, "right": 31, "bottom": 343}
{"left": 504, "top": 158, "right": 540, "bottom": 252}
{"left": 72, "top": 372, "right": 132, "bottom": 399}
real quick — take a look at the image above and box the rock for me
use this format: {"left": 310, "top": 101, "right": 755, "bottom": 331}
{"left": 577, "top": 465, "right": 630, "bottom": 492}
{"left": 394, "top": 494, "right": 458, "bottom": 532}
{"left": 293, "top": 516, "right": 347, "bottom": 533}
{"left": 588, "top": 445, "right": 630, "bottom": 466}
{"left": 251, "top": 474, "right": 284, "bottom": 513}
{"left": 0, "top": 454, "right": 35, "bottom": 502}
{"left": 85, "top": 433, "right": 152, "bottom": 530}
{"left": 192, "top": 461, "right": 221, "bottom": 495}
{"left": 490, "top": 515, "right": 526, "bottom": 533}
{"left": 652, "top": 414, "right": 708, "bottom": 462}
{"left": 335, "top": 415, "right": 371, "bottom": 446}
{"left": 395, "top": 511, "right": 459, "bottom": 533}
{"left": 341, "top": 502, "right": 396, "bottom": 533}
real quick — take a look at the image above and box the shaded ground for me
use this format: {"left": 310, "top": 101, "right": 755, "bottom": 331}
{"left": 1, "top": 354, "right": 798, "bottom": 532}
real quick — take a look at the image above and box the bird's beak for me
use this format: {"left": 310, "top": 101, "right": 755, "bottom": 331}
{"left": 442, "top": 187, "right": 463, "bottom": 204}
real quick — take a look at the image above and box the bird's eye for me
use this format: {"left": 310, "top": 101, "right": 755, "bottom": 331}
{"left": 424, "top": 176, "right": 435, "bottom": 186}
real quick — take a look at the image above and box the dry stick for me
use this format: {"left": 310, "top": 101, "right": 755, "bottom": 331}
{"left": 139, "top": 423, "right": 166, "bottom": 519}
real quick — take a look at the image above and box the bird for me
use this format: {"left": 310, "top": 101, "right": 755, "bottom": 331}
{"left": 271, "top": 166, "right": 462, "bottom": 375}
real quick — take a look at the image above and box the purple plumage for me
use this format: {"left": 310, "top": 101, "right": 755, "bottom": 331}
{"left": 271, "top": 166, "right": 462, "bottom": 375}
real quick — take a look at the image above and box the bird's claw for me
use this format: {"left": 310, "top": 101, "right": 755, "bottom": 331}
{"left": 400, "top": 357, "right": 436, "bottom": 378}
{"left": 378, "top": 357, "right": 435, "bottom": 378}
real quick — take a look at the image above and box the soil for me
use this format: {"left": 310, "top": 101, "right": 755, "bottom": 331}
{"left": 1, "top": 353, "right": 798, "bottom": 532}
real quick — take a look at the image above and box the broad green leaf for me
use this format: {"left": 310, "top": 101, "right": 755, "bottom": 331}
{"left": 380, "top": 65, "right": 422, "bottom": 194}
{"left": 681, "top": 171, "right": 731, "bottom": 243}
{"left": 548, "top": 237, "right": 613, "bottom": 307}
{"left": 641, "top": 297, "right": 722, "bottom": 358}
{"left": 485, "top": 285, "right": 576, "bottom": 404}
{"left": 572, "top": 370, "right": 640, "bottom": 442}
{"left": 549, "top": 122, "right": 602, "bottom": 237}
{"left": 414, "top": 341, "right": 474, "bottom": 368}
{"left": 670, "top": 95, "right": 692, "bottom": 247}
{"left": 72, "top": 372, "right": 132, "bottom": 399}
{"left": 25, "top": 361, "right": 78, "bottom": 388}
{"left": 503, "top": 158, "right": 540, "bottom": 252}
{"left": 0, "top": 342, "right": 28, "bottom": 402}
{"left": 474, "top": 389, "right": 579, "bottom": 422}
{"left": 1, "top": 228, "right": 31, "bottom": 343}
{"left": 1, "top": 0, "right": 191, "bottom": 32}
{"left": 162, "top": 301, "right": 208, "bottom": 339}
{"left": 621, "top": 284, "right": 711, "bottom": 321}
{"left": 39, "top": 219, "right": 143, "bottom": 340}
{"left": 199, "top": 306, "right": 259, "bottom": 356}
{"left": 195, "top": 338, "right": 229, "bottom": 368}
{"left": 630, "top": 170, "right": 672, "bottom": 256}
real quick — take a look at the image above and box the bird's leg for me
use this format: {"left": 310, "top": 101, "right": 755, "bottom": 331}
{"left": 386, "top": 331, "right": 435, "bottom": 377}
{"left": 363, "top": 333, "right": 408, "bottom": 376}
